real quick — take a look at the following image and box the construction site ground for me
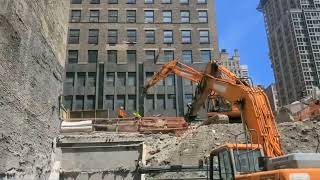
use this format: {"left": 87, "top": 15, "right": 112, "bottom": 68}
{"left": 59, "top": 119, "right": 320, "bottom": 179}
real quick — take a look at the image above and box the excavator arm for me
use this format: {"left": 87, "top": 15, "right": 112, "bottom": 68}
{"left": 144, "top": 59, "right": 203, "bottom": 93}
{"left": 187, "top": 62, "right": 284, "bottom": 158}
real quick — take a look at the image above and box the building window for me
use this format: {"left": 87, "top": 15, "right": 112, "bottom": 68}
{"left": 197, "top": 0, "right": 207, "bottom": 4}
{"left": 146, "top": 95, "right": 154, "bottom": 110}
{"left": 144, "top": 10, "right": 154, "bottom": 23}
{"left": 185, "top": 94, "right": 193, "bottom": 104}
{"left": 88, "top": 50, "right": 98, "bottom": 63}
{"left": 181, "top": 11, "right": 190, "bottom": 23}
{"left": 164, "top": 50, "right": 174, "bottom": 61}
{"left": 128, "top": 95, "right": 136, "bottom": 110}
{"left": 163, "top": 11, "right": 172, "bottom": 23}
{"left": 127, "top": 10, "right": 136, "bottom": 23}
{"left": 65, "top": 72, "right": 75, "bottom": 86}
{"left": 108, "top": 30, "right": 118, "bottom": 44}
{"left": 89, "top": 10, "right": 99, "bottom": 22}
{"left": 127, "top": 0, "right": 136, "bottom": 4}
{"left": 145, "top": 50, "right": 156, "bottom": 62}
{"left": 167, "top": 74, "right": 175, "bottom": 86}
{"left": 145, "top": 0, "right": 154, "bottom": 4}
{"left": 199, "top": 30, "right": 209, "bottom": 43}
{"left": 201, "top": 50, "right": 211, "bottom": 62}
{"left": 181, "top": 30, "right": 191, "bottom": 43}
{"left": 145, "top": 30, "right": 155, "bottom": 44}
{"left": 87, "top": 95, "right": 95, "bottom": 110}
{"left": 87, "top": 72, "right": 96, "bottom": 87}
{"left": 69, "top": 29, "right": 80, "bottom": 44}
{"left": 90, "top": 0, "right": 100, "bottom": 4}
{"left": 75, "top": 95, "right": 84, "bottom": 110}
{"left": 127, "top": 30, "right": 137, "bottom": 42}
{"left": 107, "top": 50, "right": 117, "bottom": 63}
{"left": 108, "top": 10, "right": 118, "bottom": 23}
{"left": 167, "top": 94, "right": 176, "bottom": 109}
{"left": 117, "top": 73, "right": 126, "bottom": 86}
{"left": 63, "top": 96, "right": 73, "bottom": 111}
{"left": 184, "top": 79, "right": 192, "bottom": 86}
{"left": 198, "top": 10, "right": 208, "bottom": 23}
{"left": 71, "top": 0, "right": 82, "bottom": 4}
{"left": 77, "top": 72, "right": 86, "bottom": 86}
{"left": 71, "top": 10, "right": 81, "bottom": 22}
{"left": 106, "top": 72, "right": 115, "bottom": 86}
{"left": 182, "top": 50, "right": 192, "bottom": 63}
{"left": 128, "top": 72, "right": 136, "bottom": 86}
{"left": 157, "top": 95, "right": 165, "bottom": 109}
{"left": 117, "top": 95, "right": 125, "bottom": 109}
{"left": 180, "top": 0, "right": 188, "bottom": 4}
{"left": 162, "top": 0, "right": 171, "bottom": 3}
{"left": 163, "top": 30, "right": 173, "bottom": 44}
{"left": 105, "top": 95, "right": 114, "bottom": 110}
{"left": 88, "top": 29, "right": 99, "bottom": 44}
{"left": 108, "top": 0, "right": 118, "bottom": 3}
{"left": 146, "top": 72, "right": 154, "bottom": 82}
{"left": 127, "top": 50, "right": 136, "bottom": 62}
{"left": 68, "top": 50, "right": 78, "bottom": 64}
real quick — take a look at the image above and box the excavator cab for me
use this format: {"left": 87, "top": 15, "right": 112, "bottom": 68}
{"left": 209, "top": 144, "right": 264, "bottom": 180}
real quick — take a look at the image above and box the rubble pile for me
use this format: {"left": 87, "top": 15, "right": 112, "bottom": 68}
{"left": 145, "top": 120, "right": 320, "bottom": 166}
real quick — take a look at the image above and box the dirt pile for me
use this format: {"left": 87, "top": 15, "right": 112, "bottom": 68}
{"left": 145, "top": 120, "right": 320, "bottom": 166}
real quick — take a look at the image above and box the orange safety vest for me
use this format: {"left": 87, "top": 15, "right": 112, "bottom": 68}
{"left": 118, "top": 109, "right": 126, "bottom": 118}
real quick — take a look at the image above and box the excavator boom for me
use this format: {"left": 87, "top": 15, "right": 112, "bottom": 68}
{"left": 144, "top": 59, "right": 203, "bottom": 93}
{"left": 187, "top": 62, "right": 284, "bottom": 157}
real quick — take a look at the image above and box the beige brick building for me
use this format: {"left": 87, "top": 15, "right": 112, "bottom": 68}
{"left": 63, "top": 0, "right": 219, "bottom": 117}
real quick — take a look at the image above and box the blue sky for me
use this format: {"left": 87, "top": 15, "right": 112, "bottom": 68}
{"left": 216, "top": 0, "right": 274, "bottom": 87}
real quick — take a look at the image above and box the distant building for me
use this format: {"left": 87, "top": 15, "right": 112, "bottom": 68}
{"left": 240, "top": 65, "right": 249, "bottom": 80}
{"left": 63, "top": 0, "right": 219, "bottom": 117}
{"left": 258, "top": 0, "right": 320, "bottom": 106}
{"left": 264, "top": 83, "right": 279, "bottom": 112}
{"left": 220, "top": 49, "right": 241, "bottom": 77}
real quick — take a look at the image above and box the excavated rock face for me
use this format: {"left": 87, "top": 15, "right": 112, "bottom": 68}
{"left": 0, "top": 0, "right": 69, "bottom": 178}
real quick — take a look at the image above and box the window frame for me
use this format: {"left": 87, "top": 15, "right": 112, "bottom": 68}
{"left": 108, "top": 29, "right": 118, "bottom": 44}
{"left": 163, "top": 30, "right": 173, "bottom": 44}
{"left": 88, "top": 50, "right": 98, "bottom": 63}
{"left": 108, "top": 10, "right": 118, "bottom": 23}
{"left": 163, "top": 10, "right": 172, "bottom": 23}
{"left": 89, "top": 10, "right": 99, "bottom": 22}
{"left": 180, "top": 10, "right": 190, "bottom": 23}
{"left": 145, "top": 30, "right": 155, "bottom": 44}
{"left": 144, "top": 10, "right": 154, "bottom": 23}
{"left": 181, "top": 30, "right": 191, "bottom": 44}
{"left": 68, "top": 50, "right": 78, "bottom": 64}
{"left": 69, "top": 29, "right": 80, "bottom": 44}
{"left": 88, "top": 29, "right": 99, "bottom": 44}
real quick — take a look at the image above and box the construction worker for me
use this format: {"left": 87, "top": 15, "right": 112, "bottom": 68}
{"left": 118, "top": 106, "right": 126, "bottom": 118}
{"left": 133, "top": 112, "right": 142, "bottom": 120}
{"left": 133, "top": 112, "right": 142, "bottom": 132}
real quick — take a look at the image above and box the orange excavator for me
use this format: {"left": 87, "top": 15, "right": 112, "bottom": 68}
{"left": 143, "top": 59, "right": 241, "bottom": 121}
{"left": 143, "top": 59, "right": 320, "bottom": 179}
{"left": 185, "top": 61, "right": 320, "bottom": 179}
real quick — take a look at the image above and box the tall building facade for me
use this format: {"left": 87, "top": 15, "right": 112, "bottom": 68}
{"left": 259, "top": 0, "right": 320, "bottom": 106}
{"left": 264, "top": 83, "right": 279, "bottom": 112}
{"left": 63, "top": 0, "right": 219, "bottom": 117}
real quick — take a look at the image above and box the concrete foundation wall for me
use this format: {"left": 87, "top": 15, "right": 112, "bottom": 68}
{"left": 0, "top": 0, "right": 69, "bottom": 179}
{"left": 58, "top": 141, "right": 145, "bottom": 180}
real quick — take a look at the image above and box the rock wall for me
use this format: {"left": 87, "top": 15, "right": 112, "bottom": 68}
{"left": 0, "top": 0, "right": 69, "bottom": 179}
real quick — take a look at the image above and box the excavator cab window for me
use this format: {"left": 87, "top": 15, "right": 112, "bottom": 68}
{"left": 233, "top": 149, "right": 262, "bottom": 174}
{"left": 209, "top": 149, "right": 235, "bottom": 180}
